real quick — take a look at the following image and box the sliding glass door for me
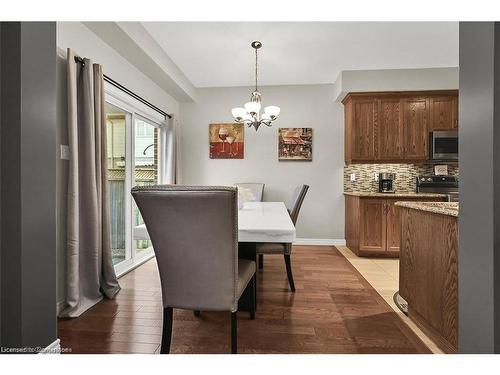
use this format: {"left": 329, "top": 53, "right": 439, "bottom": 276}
{"left": 133, "top": 118, "right": 159, "bottom": 257}
{"left": 105, "top": 98, "right": 165, "bottom": 276}
{"left": 106, "top": 103, "right": 130, "bottom": 267}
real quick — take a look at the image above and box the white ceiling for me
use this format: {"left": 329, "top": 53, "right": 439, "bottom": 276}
{"left": 142, "top": 22, "right": 458, "bottom": 88}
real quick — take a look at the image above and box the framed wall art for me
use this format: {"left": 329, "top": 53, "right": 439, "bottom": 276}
{"left": 209, "top": 123, "right": 244, "bottom": 159}
{"left": 278, "top": 128, "right": 312, "bottom": 161}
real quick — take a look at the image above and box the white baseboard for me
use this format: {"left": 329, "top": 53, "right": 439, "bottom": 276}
{"left": 293, "top": 238, "right": 346, "bottom": 246}
{"left": 38, "top": 339, "right": 61, "bottom": 354}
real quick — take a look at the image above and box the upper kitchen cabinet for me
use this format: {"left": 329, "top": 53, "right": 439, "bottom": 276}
{"left": 430, "top": 95, "right": 459, "bottom": 130}
{"left": 344, "top": 97, "right": 377, "bottom": 162}
{"left": 343, "top": 90, "right": 458, "bottom": 163}
{"left": 402, "top": 97, "right": 429, "bottom": 160}
{"left": 377, "top": 98, "right": 404, "bottom": 160}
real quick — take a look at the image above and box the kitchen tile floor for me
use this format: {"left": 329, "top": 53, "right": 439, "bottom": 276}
{"left": 336, "top": 246, "right": 444, "bottom": 354}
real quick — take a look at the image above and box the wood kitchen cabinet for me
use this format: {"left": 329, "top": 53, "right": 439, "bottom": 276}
{"left": 344, "top": 97, "right": 376, "bottom": 161}
{"left": 430, "top": 96, "right": 459, "bottom": 130}
{"left": 359, "top": 199, "right": 386, "bottom": 253}
{"left": 386, "top": 199, "right": 403, "bottom": 253}
{"left": 345, "top": 194, "right": 447, "bottom": 257}
{"left": 343, "top": 90, "right": 458, "bottom": 163}
{"left": 399, "top": 204, "right": 458, "bottom": 353}
{"left": 402, "top": 97, "right": 430, "bottom": 160}
{"left": 377, "top": 98, "right": 404, "bottom": 160}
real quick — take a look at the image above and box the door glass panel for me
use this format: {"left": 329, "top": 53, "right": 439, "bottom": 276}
{"left": 106, "top": 104, "right": 127, "bottom": 266}
{"left": 134, "top": 118, "right": 159, "bottom": 256}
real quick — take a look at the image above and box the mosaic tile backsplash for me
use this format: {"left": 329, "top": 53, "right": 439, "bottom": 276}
{"left": 344, "top": 163, "right": 459, "bottom": 193}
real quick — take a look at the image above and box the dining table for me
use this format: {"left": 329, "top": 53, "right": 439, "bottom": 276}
{"left": 133, "top": 201, "right": 296, "bottom": 311}
{"left": 133, "top": 201, "right": 296, "bottom": 243}
{"left": 237, "top": 201, "right": 296, "bottom": 311}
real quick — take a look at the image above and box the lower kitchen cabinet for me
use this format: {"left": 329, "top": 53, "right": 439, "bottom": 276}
{"left": 398, "top": 204, "right": 458, "bottom": 353}
{"left": 359, "top": 199, "right": 386, "bottom": 253}
{"left": 345, "top": 194, "right": 447, "bottom": 257}
{"left": 386, "top": 199, "right": 401, "bottom": 253}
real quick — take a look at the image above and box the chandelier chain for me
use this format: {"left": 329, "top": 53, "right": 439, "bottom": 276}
{"left": 255, "top": 46, "right": 258, "bottom": 92}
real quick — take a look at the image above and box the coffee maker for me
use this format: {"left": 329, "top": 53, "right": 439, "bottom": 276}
{"left": 378, "top": 173, "right": 395, "bottom": 193}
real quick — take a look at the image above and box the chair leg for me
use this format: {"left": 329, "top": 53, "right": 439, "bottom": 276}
{"left": 284, "top": 254, "right": 296, "bottom": 292}
{"left": 193, "top": 310, "right": 201, "bottom": 317}
{"left": 249, "top": 275, "right": 256, "bottom": 320}
{"left": 231, "top": 311, "right": 238, "bottom": 354}
{"left": 258, "top": 254, "right": 264, "bottom": 269}
{"left": 160, "top": 307, "right": 173, "bottom": 354}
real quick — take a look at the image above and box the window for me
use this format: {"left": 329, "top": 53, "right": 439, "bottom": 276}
{"left": 105, "top": 93, "right": 166, "bottom": 276}
{"left": 106, "top": 103, "right": 128, "bottom": 266}
{"left": 133, "top": 119, "right": 159, "bottom": 257}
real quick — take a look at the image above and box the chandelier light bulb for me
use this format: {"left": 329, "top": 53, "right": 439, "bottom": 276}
{"left": 264, "top": 106, "right": 280, "bottom": 119}
{"left": 242, "top": 113, "right": 253, "bottom": 122}
{"left": 231, "top": 107, "right": 246, "bottom": 121}
{"left": 261, "top": 113, "right": 271, "bottom": 121}
{"left": 244, "top": 101, "right": 261, "bottom": 114}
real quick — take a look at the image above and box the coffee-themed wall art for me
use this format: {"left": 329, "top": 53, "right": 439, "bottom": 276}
{"left": 278, "top": 128, "right": 313, "bottom": 161}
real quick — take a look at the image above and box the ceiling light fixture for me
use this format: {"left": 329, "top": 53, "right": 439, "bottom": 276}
{"left": 231, "top": 41, "right": 280, "bottom": 131}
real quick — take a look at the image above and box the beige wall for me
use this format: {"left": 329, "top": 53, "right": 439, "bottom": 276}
{"left": 179, "top": 84, "right": 345, "bottom": 241}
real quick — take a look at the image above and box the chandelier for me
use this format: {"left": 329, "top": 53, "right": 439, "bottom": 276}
{"left": 231, "top": 41, "right": 280, "bottom": 131}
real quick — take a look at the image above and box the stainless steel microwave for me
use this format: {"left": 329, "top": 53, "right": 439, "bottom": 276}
{"left": 429, "top": 130, "right": 458, "bottom": 160}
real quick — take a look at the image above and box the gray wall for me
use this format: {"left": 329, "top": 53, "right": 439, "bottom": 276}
{"left": 0, "top": 22, "right": 2, "bottom": 344}
{"left": 55, "top": 53, "right": 68, "bottom": 312}
{"left": 0, "top": 22, "right": 57, "bottom": 350}
{"left": 180, "top": 85, "right": 345, "bottom": 240}
{"left": 459, "top": 22, "right": 500, "bottom": 353}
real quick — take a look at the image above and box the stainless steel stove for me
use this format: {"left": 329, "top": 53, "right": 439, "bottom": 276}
{"left": 416, "top": 175, "right": 459, "bottom": 202}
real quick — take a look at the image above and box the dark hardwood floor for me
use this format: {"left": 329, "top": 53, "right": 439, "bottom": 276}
{"left": 58, "top": 246, "right": 430, "bottom": 354}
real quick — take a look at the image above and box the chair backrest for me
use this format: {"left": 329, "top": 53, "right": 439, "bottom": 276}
{"left": 234, "top": 183, "right": 265, "bottom": 202}
{"left": 285, "top": 185, "right": 309, "bottom": 225}
{"left": 131, "top": 185, "right": 239, "bottom": 312}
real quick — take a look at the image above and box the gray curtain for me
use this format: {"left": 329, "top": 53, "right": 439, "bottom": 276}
{"left": 164, "top": 116, "right": 181, "bottom": 184}
{"left": 60, "top": 49, "right": 120, "bottom": 318}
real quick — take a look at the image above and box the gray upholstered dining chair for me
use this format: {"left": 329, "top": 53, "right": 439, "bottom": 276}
{"left": 256, "top": 184, "right": 309, "bottom": 292}
{"left": 235, "top": 182, "right": 265, "bottom": 202}
{"left": 131, "top": 185, "right": 256, "bottom": 354}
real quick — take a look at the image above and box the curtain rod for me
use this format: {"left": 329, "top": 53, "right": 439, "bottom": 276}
{"left": 74, "top": 56, "right": 172, "bottom": 119}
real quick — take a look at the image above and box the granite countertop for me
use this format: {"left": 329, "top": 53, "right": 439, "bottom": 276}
{"left": 343, "top": 191, "right": 449, "bottom": 198}
{"left": 395, "top": 201, "right": 459, "bottom": 217}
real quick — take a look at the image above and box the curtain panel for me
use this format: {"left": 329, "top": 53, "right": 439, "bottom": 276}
{"left": 164, "top": 116, "right": 181, "bottom": 184}
{"left": 60, "top": 49, "right": 120, "bottom": 318}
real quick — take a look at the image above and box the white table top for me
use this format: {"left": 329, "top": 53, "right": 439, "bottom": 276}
{"left": 133, "top": 201, "right": 296, "bottom": 244}
{"left": 237, "top": 202, "right": 296, "bottom": 243}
